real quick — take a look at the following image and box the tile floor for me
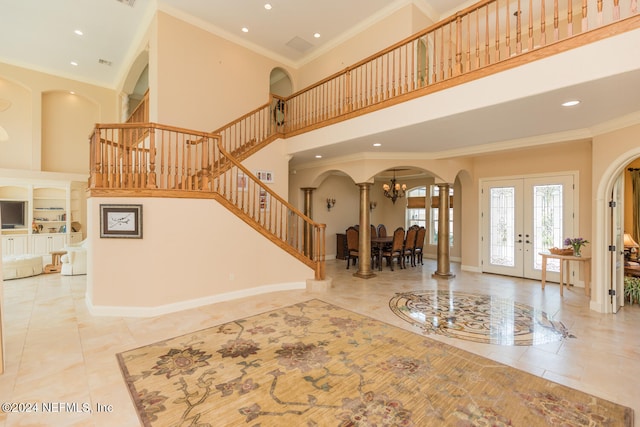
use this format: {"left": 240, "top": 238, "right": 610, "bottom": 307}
{"left": 0, "top": 259, "right": 638, "bottom": 426}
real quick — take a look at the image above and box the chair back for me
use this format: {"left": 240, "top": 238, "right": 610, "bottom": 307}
{"left": 415, "top": 227, "right": 426, "bottom": 250}
{"left": 404, "top": 227, "right": 417, "bottom": 250}
{"left": 370, "top": 224, "right": 377, "bottom": 238}
{"left": 346, "top": 227, "right": 359, "bottom": 251}
{"left": 377, "top": 224, "right": 387, "bottom": 237}
{"left": 391, "top": 227, "right": 405, "bottom": 252}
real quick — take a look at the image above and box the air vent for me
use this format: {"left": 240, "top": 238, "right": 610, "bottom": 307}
{"left": 115, "top": 0, "right": 136, "bottom": 7}
{"left": 285, "top": 36, "right": 313, "bottom": 53}
{"left": 98, "top": 59, "right": 113, "bottom": 66}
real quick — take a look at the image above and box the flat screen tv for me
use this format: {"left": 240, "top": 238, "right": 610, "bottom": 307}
{"left": 0, "top": 200, "right": 27, "bottom": 229}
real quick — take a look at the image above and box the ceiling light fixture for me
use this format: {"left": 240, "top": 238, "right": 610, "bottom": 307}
{"left": 242, "top": 27, "right": 249, "bottom": 33}
{"left": 562, "top": 100, "right": 580, "bottom": 107}
{"left": 315, "top": 155, "right": 322, "bottom": 159}
{"left": 74, "top": 29, "right": 83, "bottom": 36}
{"left": 264, "top": 3, "right": 272, "bottom": 10}
{"left": 373, "top": 143, "right": 381, "bottom": 147}
{"left": 70, "top": 61, "right": 78, "bottom": 66}
{"left": 382, "top": 169, "right": 407, "bottom": 204}
{"left": 314, "top": 33, "right": 321, "bottom": 38}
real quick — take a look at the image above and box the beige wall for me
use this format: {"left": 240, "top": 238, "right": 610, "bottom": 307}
{"left": 154, "top": 12, "right": 294, "bottom": 131}
{"left": 296, "top": 4, "right": 430, "bottom": 89}
{"left": 41, "top": 91, "right": 99, "bottom": 174}
{"left": 87, "top": 196, "right": 313, "bottom": 314}
{"left": 0, "top": 62, "right": 118, "bottom": 173}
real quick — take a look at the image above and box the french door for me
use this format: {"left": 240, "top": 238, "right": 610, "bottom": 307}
{"left": 481, "top": 175, "right": 575, "bottom": 281}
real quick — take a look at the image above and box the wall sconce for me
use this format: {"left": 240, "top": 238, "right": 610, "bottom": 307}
{"left": 369, "top": 201, "right": 377, "bottom": 211}
{"left": 326, "top": 198, "right": 336, "bottom": 211}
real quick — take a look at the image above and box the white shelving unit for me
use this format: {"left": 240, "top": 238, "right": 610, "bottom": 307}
{"left": 0, "top": 180, "right": 86, "bottom": 258}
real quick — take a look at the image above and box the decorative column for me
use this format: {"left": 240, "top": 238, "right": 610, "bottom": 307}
{"left": 433, "top": 183, "right": 455, "bottom": 279}
{"left": 354, "top": 182, "right": 376, "bottom": 279}
{"left": 302, "top": 188, "right": 315, "bottom": 257}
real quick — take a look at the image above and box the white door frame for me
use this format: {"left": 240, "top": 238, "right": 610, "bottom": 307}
{"left": 594, "top": 149, "right": 640, "bottom": 313}
{"left": 480, "top": 171, "right": 580, "bottom": 281}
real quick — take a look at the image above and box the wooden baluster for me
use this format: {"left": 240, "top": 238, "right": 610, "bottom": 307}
{"left": 506, "top": 0, "right": 512, "bottom": 57}
{"left": 528, "top": 0, "right": 534, "bottom": 50}
{"left": 554, "top": 0, "right": 559, "bottom": 41}
{"left": 93, "top": 129, "right": 102, "bottom": 188}
{"left": 147, "top": 127, "right": 157, "bottom": 189}
{"left": 540, "top": 0, "right": 546, "bottom": 46}
{"left": 466, "top": 11, "right": 471, "bottom": 72}
{"left": 516, "top": 0, "right": 522, "bottom": 54}
{"left": 449, "top": 22, "right": 454, "bottom": 77}
{"left": 475, "top": 9, "right": 480, "bottom": 69}
{"left": 345, "top": 69, "right": 352, "bottom": 112}
{"left": 404, "top": 43, "right": 409, "bottom": 94}
{"left": 582, "top": 0, "right": 588, "bottom": 32}
{"left": 613, "top": 0, "right": 620, "bottom": 20}
{"left": 495, "top": 0, "right": 501, "bottom": 61}
{"left": 632, "top": 0, "right": 638, "bottom": 15}
{"left": 485, "top": 5, "right": 490, "bottom": 66}
{"left": 567, "top": 0, "right": 573, "bottom": 37}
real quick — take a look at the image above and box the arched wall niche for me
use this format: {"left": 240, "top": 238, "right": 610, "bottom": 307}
{"left": 269, "top": 67, "right": 293, "bottom": 97}
{"left": 41, "top": 90, "right": 99, "bottom": 173}
{"left": 0, "top": 75, "right": 33, "bottom": 169}
{"left": 120, "top": 49, "right": 149, "bottom": 119}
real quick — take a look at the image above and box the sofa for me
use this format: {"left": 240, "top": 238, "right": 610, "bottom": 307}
{"left": 60, "top": 240, "right": 87, "bottom": 276}
{"left": 2, "top": 254, "right": 43, "bottom": 280}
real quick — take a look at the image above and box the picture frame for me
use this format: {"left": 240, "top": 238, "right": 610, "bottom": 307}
{"left": 256, "top": 170, "right": 274, "bottom": 183}
{"left": 100, "top": 204, "right": 143, "bottom": 238}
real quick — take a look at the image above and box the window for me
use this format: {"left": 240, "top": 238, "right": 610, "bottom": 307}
{"left": 430, "top": 185, "right": 454, "bottom": 246}
{"left": 406, "top": 187, "right": 426, "bottom": 228}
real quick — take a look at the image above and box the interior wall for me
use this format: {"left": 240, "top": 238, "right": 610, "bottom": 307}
{"left": 87, "top": 196, "right": 313, "bottom": 313}
{"left": 297, "top": 4, "right": 430, "bottom": 88}
{"left": 0, "top": 62, "right": 117, "bottom": 173}
{"left": 155, "top": 12, "right": 294, "bottom": 132}
{"left": 41, "top": 91, "right": 99, "bottom": 174}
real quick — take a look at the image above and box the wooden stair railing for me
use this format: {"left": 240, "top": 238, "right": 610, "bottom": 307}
{"left": 88, "top": 122, "right": 326, "bottom": 280}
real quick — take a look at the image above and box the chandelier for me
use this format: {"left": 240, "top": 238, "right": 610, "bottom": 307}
{"left": 382, "top": 170, "right": 407, "bottom": 204}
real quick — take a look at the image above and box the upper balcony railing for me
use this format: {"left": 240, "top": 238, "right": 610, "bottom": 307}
{"left": 281, "top": 0, "right": 639, "bottom": 136}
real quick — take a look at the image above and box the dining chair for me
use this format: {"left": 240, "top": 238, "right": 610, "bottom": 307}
{"left": 403, "top": 226, "right": 418, "bottom": 268}
{"left": 377, "top": 224, "right": 387, "bottom": 237}
{"left": 382, "top": 227, "right": 405, "bottom": 271}
{"left": 413, "top": 227, "right": 426, "bottom": 265}
{"left": 345, "top": 226, "right": 359, "bottom": 269}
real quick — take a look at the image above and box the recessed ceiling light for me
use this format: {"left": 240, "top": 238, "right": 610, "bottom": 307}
{"left": 562, "top": 100, "right": 580, "bottom": 107}
{"left": 373, "top": 143, "right": 381, "bottom": 147}
{"left": 69, "top": 91, "right": 75, "bottom": 95}
{"left": 264, "top": 3, "right": 272, "bottom": 10}
{"left": 242, "top": 27, "right": 249, "bottom": 33}
{"left": 70, "top": 61, "right": 78, "bottom": 66}
{"left": 315, "top": 155, "right": 322, "bottom": 159}
{"left": 314, "top": 33, "right": 321, "bottom": 38}
{"left": 74, "top": 29, "right": 83, "bottom": 36}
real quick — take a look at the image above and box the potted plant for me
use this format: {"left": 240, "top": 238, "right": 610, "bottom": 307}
{"left": 624, "top": 276, "right": 640, "bottom": 305}
{"left": 564, "top": 237, "right": 589, "bottom": 257}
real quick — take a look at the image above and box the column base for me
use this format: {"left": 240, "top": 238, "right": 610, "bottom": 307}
{"left": 353, "top": 271, "right": 377, "bottom": 279}
{"left": 306, "top": 277, "right": 333, "bottom": 292}
{"left": 432, "top": 271, "right": 456, "bottom": 279}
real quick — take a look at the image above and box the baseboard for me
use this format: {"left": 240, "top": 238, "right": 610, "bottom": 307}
{"left": 461, "top": 265, "right": 481, "bottom": 273}
{"left": 86, "top": 282, "right": 306, "bottom": 317}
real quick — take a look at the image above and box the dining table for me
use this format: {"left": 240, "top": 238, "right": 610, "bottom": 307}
{"left": 371, "top": 236, "right": 393, "bottom": 270}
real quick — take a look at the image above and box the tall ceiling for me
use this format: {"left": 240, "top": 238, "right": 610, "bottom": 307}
{"left": 0, "top": 0, "right": 474, "bottom": 88}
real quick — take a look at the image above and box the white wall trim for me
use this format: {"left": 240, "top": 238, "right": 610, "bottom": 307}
{"left": 85, "top": 281, "right": 306, "bottom": 318}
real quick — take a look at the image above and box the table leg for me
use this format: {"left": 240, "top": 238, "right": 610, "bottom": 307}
{"left": 584, "top": 259, "right": 591, "bottom": 296}
{"left": 541, "top": 255, "right": 547, "bottom": 291}
{"left": 559, "top": 259, "right": 564, "bottom": 296}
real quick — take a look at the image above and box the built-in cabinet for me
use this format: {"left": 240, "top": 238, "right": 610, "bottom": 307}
{"left": 0, "top": 179, "right": 86, "bottom": 258}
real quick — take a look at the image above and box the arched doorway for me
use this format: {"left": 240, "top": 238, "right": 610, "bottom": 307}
{"left": 269, "top": 67, "right": 292, "bottom": 97}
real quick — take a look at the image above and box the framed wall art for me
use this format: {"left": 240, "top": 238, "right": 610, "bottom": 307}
{"left": 100, "top": 204, "right": 143, "bottom": 238}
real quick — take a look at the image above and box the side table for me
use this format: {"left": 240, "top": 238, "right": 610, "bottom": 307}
{"left": 540, "top": 252, "right": 591, "bottom": 297}
{"left": 45, "top": 250, "right": 67, "bottom": 274}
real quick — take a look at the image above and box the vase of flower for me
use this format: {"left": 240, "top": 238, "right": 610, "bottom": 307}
{"left": 564, "top": 237, "right": 589, "bottom": 257}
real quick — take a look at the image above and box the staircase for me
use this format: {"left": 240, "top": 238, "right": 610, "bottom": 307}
{"left": 89, "top": 0, "right": 640, "bottom": 281}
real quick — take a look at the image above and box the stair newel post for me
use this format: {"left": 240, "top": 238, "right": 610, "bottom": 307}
{"left": 302, "top": 187, "right": 315, "bottom": 258}
{"left": 147, "top": 126, "right": 157, "bottom": 189}
{"left": 315, "top": 223, "right": 326, "bottom": 280}
{"left": 90, "top": 126, "right": 102, "bottom": 188}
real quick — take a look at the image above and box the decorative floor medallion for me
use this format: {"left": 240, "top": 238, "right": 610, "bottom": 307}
{"left": 390, "top": 290, "right": 575, "bottom": 346}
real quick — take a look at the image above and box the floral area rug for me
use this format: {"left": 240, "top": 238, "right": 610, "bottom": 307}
{"left": 390, "top": 290, "right": 575, "bottom": 346}
{"left": 117, "top": 299, "right": 632, "bottom": 426}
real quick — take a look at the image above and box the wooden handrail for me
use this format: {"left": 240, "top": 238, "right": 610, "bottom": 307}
{"left": 88, "top": 121, "right": 326, "bottom": 279}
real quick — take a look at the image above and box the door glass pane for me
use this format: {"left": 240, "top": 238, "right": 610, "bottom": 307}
{"left": 489, "top": 187, "right": 515, "bottom": 267}
{"left": 533, "top": 184, "right": 562, "bottom": 272}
